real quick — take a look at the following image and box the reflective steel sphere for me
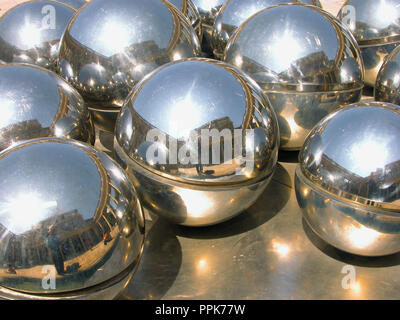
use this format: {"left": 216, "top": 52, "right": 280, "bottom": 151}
{"left": 0, "top": 63, "right": 94, "bottom": 151}
{"left": 191, "top": 0, "right": 227, "bottom": 55}
{"left": 0, "top": 0, "right": 75, "bottom": 71}
{"left": 337, "top": 0, "right": 400, "bottom": 87}
{"left": 58, "top": 0, "right": 201, "bottom": 133}
{"left": 224, "top": 4, "right": 364, "bottom": 151}
{"left": 56, "top": 0, "right": 87, "bottom": 10}
{"left": 0, "top": 138, "right": 145, "bottom": 299}
{"left": 212, "top": 0, "right": 322, "bottom": 59}
{"left": 114, "top": 58, "right": 279, "bottom": 226}
{"left": 375, "top": 46, "right": 400, "bottom": 104}
{"left": 296, "top": 101, "right": 400, "bottom": 256}
{"left": 167, "top": 0, "right": 202, "bottom": 41}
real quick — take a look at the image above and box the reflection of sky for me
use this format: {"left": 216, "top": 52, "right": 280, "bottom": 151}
{"left": 132, "top": 61, "right": 246, "bottom": 139}
{"left": 238, "top": 5, "right": 338, "bottom": 74}
{"left": 70, "top": 0, "right": 174, "bottom": 57}
{"left": 0, "top": 1, "right": 74, "bottom": 51}
{"left": 0, "top": 66, "right": 60, "bottom": 129}
{"left": 321, "top": 107, "right": 400, "bottom": 178}
{"left": 0, "top": 142, "right": 101, "bottom": 234}
{"left": 350, "top": 0, "right": 400, "bottom": 30}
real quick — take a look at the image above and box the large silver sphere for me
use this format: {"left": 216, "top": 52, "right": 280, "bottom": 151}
{"left": 0, "top": 138, "right": 145, "bottom": 299}
{"left": 212, "top": 0, "right": 322, "bottom": 59}
{"left": 0, "top": 63, "right": 94, "bottom": 151}
{"left": 337, "top": 0, "right": 400, "bottom": 87}
{"left": 296, "top": 101, "right": 400, "bottom": 256}
{"left": 224, "top": 4, "right": 364, "bottom": 151}
{"left": 58, "top": 0, "right": 201, "bottom": 133}
{"left": 114, "top": 58, "right": 279, "bottom": 227}
{"left": 190, "top": 0, "right": 227, "bottom": 55}
{"left": 0, "top": 0, "right": 75, "bottom": 71}
{"left": 56, "top": 0, "right": 87, "bottom": 10}
{"left": 375, "top": 46, "right": 400, "bottom": 104}
{"left": 167, "top": 0, "right": 202, "bottom": 41}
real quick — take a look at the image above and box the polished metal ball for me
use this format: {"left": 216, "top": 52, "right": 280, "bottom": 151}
{"left": 0, "top": 63, "right": 94, "bottom": 151}
{"left": 167, "top": 0, "right": 202, "bottom": 41}
{"left": 190, "top": 0, "right": 227, "bottom": 55}
{"left": 296, "top": 101, "right": 400, "bottom": 256}
{"left": 375, "top": 46, "right": 400, "bottom": 104}
{"left": 337, "top": 0, "right": 400, "bottom": 87}
{"left": 0, "top": 0, "right": 75, "bottom": 71}
{"left": 114, "top": 58, "right": 279, "bottom": 226}
{"left": 212, "top": 0, "right": 322, "bottom": 59}
{"left": 0, "top": 138, "right": 145, "bottom": 299}
{"left": 58, "top": 0, "right": 201, "bottom": 133}
{"left": 224, "top": 4, "right": 364, "bottom": 151}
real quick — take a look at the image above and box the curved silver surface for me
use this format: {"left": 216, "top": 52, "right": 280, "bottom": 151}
{"left": 0, "top": 63, "right": 94, "bottom": 150}
{"left": 0, "top": 0, "right": 75, "bottom": 71}
{"left": 296, "top": 101, "right": 400, "bottom": 256}
{"left": 337, "top": 0, "right": 400, "bottom": 87}
{"left": 191, "top": 0, "right": 227, "bottom": 54}
{"left": 167, "top": 0, "right": 202, "bottom": 41}
{"left": 212, "top": 0, "right": 322, "bottom": 59}
{"left": 337, "top": 0, "right": 400, "bottom": 46}
{"left": 0, "top": 138, "right": 145, "bottom": 297}
{"left": 58, "top": 0, "right": 201, "bottom": 114}
{"left": 114, "top": 58, "right": 279, "bottom": 226}
{"left": 56, "top": 0, "right": 87, "bottom": 10}
{"left": 375, "top": 45, "right": 400, "bottom": 104}
{"left": 224, "top": 4, "right": 364, "bottom": 150}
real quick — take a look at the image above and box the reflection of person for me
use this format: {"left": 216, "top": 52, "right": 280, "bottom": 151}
{"left": 103, "top": 231, "right": 113, "bottom": 246}
{"left": 6, "top": 235, "right": 17, "bottom": 274}
{"left": 46, "top": 226, "right": 65, "bottom": 275}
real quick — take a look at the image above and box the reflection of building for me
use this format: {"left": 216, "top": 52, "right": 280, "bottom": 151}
{"left": 0, "top": 119, "right": 49, "bottom": 150}
{"left": 0, "top": 204, "right": 119, "bottom": 269}
{"left": 315, "top": 153, "right": 400, "bottom": 203}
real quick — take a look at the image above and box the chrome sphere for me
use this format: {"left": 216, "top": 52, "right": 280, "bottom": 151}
{"left": 191, "top": 0, "right": 227, "bottom": 55}
{"left": 375, "top": 46, "right": 400, "bottom": 104}
{"left": 56, "top": 0, "right": 87, "bottom": 10}
{"left": 224, "top": 4, "right": 364, "bottom": 151}
{"left": 337, "top": 0, "right": 400, "bottom": 87}
{"left": 212, "top": 0, "right": 322, "bottom": 59}
{"left": 0, "top": 0, "right": 75, "bottom": 71}
{"left": 114, "top": 58, "right": 279, "bottom": 226}
{"left": 296, "top": 101, "right": 400, "bottom": 256}
{"left": 167, "top": 0, "right": 202, "bottom": 41}
{"left": 0, "top": 138, "right": 145, "bottom": 299}
{"left": 0, "top": 64, "right": 94, "bottom": 151}
{"left": 58, "top": 0, "right": 201, "bottom": 133}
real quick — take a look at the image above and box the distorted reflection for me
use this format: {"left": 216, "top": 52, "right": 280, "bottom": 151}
{"left": 271, "top": 239, "right": 291, "bottom": 258}
{"left": 347, "top": 225, "right": 382, "bottom": 249}
{"left": 174, "top": 188, "right": 213, "bottom": 218}
{"left": 196, "top": 258, "right": 209, "bottom": 273}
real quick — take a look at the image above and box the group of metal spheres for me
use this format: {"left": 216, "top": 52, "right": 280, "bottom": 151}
{"left": 0, "top": 0, "right": 400, "bottom": 299}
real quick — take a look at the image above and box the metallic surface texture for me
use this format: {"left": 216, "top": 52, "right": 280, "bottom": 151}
{"left": 212, "top": 0, "right": 322, "bottom": 59}
{"left": 375, "top": 45, "right": 400, "bottom": 104}
{"left": 337, "top": 0, "right": 400, "bottom": 86}
{"left": 0, "top": 63, "right": 94, "bottom": 150}
{"left": 0, "top": 0, "right": 75, "bottom": 71}
{"left": 224, "top": 3, "right": 364, "bottom": 150}
{"left": 191, "top": 0, "right": 227, "bottom": 55}
{"left": 114, "top": 58, "right": 279, "bottom": 226}
{"left": 56, "top": 0, "right": 87, "bottom": 10}
{"left": 167, "top": 0, "right": 202, "bottom": 41}
{"left": 296, "top": 101, "right": 400, "bottom": 256}
{"left": 58, "top": 0, "right": 201, "bottom": 132}
{"left": 0, "top": 138, "right": 145, "bottom": 298}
